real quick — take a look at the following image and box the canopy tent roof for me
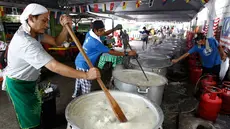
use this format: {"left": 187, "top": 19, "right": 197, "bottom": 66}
{"left": 0, "top": 0, "right": 206, "bottom": 22}
{"left": 67, "top": 0, "right": 205, "bottom": 22}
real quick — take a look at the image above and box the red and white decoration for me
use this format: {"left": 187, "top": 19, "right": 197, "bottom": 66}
{"left": 202, "top": 18, "right": 220, "bottom": 37}
{"left": 202, "top": 20, "right": 208, "bottom": 35}
{"left": 213, "top": 17, "right": 220, "bottom": 36}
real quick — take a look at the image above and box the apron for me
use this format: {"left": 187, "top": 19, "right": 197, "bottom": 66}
{"left": 6, "top": 76, "right": 41, "bottom": 129}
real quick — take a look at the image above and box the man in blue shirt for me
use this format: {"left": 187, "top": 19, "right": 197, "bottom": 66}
{"left": 73, "top": 20, "right": 136, "bottom": 97}
{"left": 172, "top": 33, "right": 226, "bottom": 78}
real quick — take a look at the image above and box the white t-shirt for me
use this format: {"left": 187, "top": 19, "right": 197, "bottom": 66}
{"left": 6, "top": 26, "right": 53, "bottom": 81}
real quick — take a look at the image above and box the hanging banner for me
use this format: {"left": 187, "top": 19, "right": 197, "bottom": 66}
{"left": 12, "top": 7, "right": 18, "bottom": 15}
{"left": 110, "top": 2, "right": 114, "bottom": 11}
{"left": 94, "top": 4, "right": 99, "bottom": 12}
{"left": 79, "top": 6, "right": 86, "bottom": 13}
{"left": 220, "top": 17, "right": 230, "bottom": 49}
{"left": 186, "top": 0, "right": 191, "bottom": 3}
{"left": 79, "top": 6, "right": 82, "bottom": 13}
{"left": 122, "top": 2, "right": 127, "bottom": 10}
{"left": 136, "top": 0, "right": 140, "bottom": 8}
{"left": 201, "top": 0, "right": 209, "bottom": 4}
{"left": 162, "top": 0, "right": 167, "bottom": 5}
{"left": 149, "top": 0, "right": 154, "bottom": 7}
{"left": 72, "top": 6, "right": 76, "bottom": 13}
{"left": 0, "top": 6, "right": 4, "bottom": 17}
{"left": 102, "top": 3, "right": 106, "bottom": 12}
{"left": 86, "top": 5, "right": 91, "bottom": 12}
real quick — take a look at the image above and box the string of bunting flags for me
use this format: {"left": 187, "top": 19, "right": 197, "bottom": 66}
{"left": 49, "top": 0, "right": 210, "bottom": 18}
{"left": 67, "top": 0, "right": 209, "bottom": 14}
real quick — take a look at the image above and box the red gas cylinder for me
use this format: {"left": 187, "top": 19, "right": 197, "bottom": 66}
{"left": 221, "top": 81, "right": 230, "bottom": 114}
{"left": 197, "top": 86, "right": 222, "bottom": 121}
{"left": 190, "top": 67, "right": 203, "bottom": 84}
{"left": 201, "top": 75, "right": 217, "bottom": 89}
{"left": 188, "top": 59, "right": 197, "bottom": 68}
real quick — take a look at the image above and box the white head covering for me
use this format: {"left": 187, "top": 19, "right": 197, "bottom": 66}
{"left": 20, "top": 3, "right": 48, "bottom": 34}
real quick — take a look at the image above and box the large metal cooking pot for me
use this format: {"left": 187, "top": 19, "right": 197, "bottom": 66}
{"left": 157, "top": 46, "right": 176, "bottom": 51}
{"left": 113, "top": 69, "right": 168, "bottom": 105}
{"left": 159, "top": 43, "right": 179, "bottom": 48}
{"left": 138, "top": 51, "right": 171, "bottom": 60}
{"left": 150, "top": 48, "right": 174, "bottom": 57}
{"left": 129, "top": 57, "right": 172, "bottom": 76}
{"left": 65, "top": 91, "right": 164, "bottom": 129}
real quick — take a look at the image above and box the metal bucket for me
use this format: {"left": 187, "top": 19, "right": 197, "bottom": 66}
{"left": 65, "top": 91, "right": 164, "bottom": 129}
{"left": 113, "top": 69, "right": 168, "bottom": 105}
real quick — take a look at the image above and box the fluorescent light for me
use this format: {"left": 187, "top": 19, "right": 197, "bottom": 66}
{"left": 69, "top": 13, "right": 78, "bottom": 16}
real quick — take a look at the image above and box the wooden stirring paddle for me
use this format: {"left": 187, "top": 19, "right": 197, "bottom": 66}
{"left": 65, "top": 24, "right": 128, "bottom": 122}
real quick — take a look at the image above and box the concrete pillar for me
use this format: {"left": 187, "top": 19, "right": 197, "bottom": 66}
{"left": 205, "top": 0, "right": 216, "bottom": 50}
{"left": 206, "top": 0, "right": 216, "bottom": 38}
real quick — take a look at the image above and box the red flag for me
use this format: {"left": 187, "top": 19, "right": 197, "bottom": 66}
{"left": 72, "top": 6, "right": 76, "bottom": 12}
{"left": 136, "top": 0, "right": 140, "bottom": 8}
{"left": 162, "top": 0, "right": 167, "bottom": 5}
{"left": 94, "top": 4, "right": 99, "bottom": 12}
{"left": 201, "top": 0, "right": 209, "bottom": 4}
{"left": 122, "top": 2, "right": 127, "bottom": 10}
{"left": 110, "top": 2, "right": 114, "bottom": 11}
{"left": 0, "top": 6, "right": 4, "bottom": 17}
{"left": 79, "top": 6, "right": 85, "bottom": 13}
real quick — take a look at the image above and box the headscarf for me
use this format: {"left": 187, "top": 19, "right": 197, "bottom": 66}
{"left": 20, "top": 3, "right": 48, "bottom": 34}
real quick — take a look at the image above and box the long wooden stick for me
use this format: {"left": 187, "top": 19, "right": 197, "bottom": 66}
{"left": 65, "top": 25, "right": 128, "bottom": 122}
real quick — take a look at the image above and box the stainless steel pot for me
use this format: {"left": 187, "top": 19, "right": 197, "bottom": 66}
{"left": 65, "top": 91, "right": 164, "bottom": 129}
{"left": 138, "top": 52, "right": 171, "bottom": 60}
{"left": 113, "top": 69, "right": 168, "bottom": 105}
{"left": 129, "top": 57, "right": 172, "bottom": 76}
{"left": 150, "top": 48, "right": 174, "bottom": 57}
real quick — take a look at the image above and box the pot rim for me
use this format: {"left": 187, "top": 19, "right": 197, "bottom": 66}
{"left": 65, "top": 90, "right": 164, "bottom": 129}
{"left": 112, "top": 69, "right": 168, "bottom": 87}
{"left": 130, "top": 58, "right": 172, "bottom": 69}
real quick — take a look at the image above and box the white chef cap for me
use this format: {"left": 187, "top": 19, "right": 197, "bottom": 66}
{"left": 20, "top": 3, "right": 48, "bottom": 24}
{"left": 20, "top": 3, "right": 48, "bottom": 34}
